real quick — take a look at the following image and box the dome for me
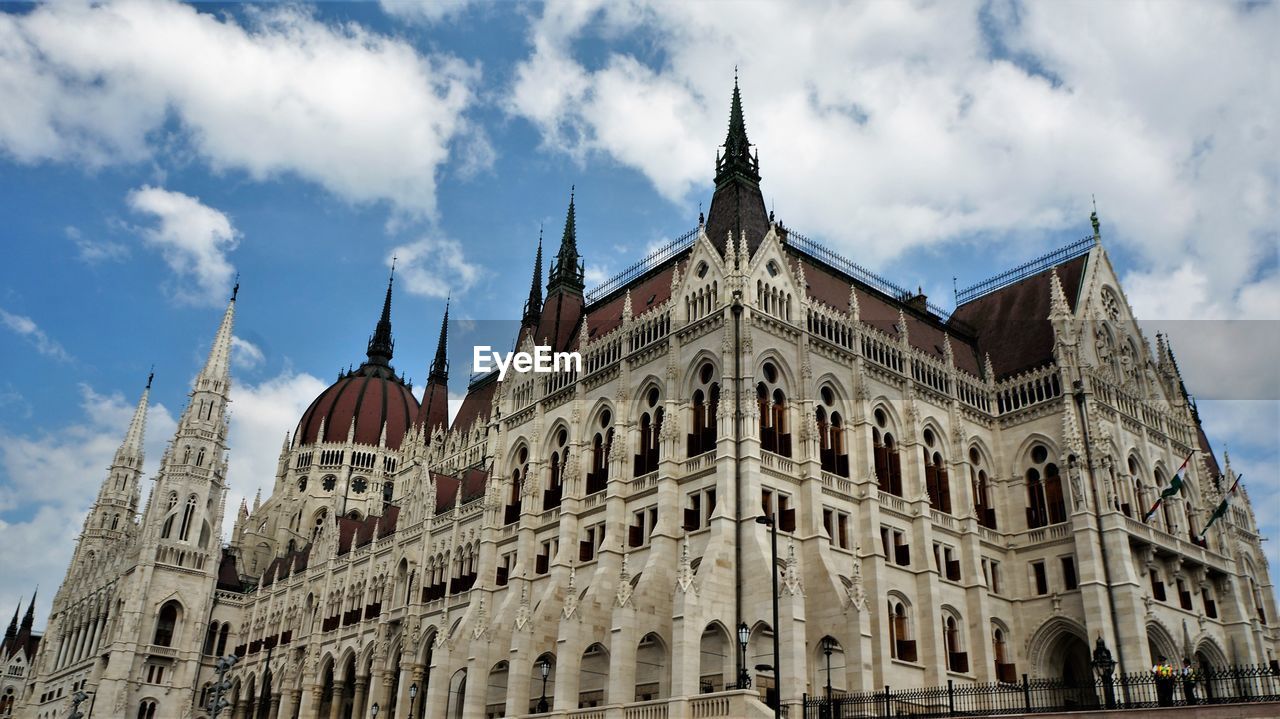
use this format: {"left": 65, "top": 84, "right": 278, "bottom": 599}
{"left": 295, "top": 371, "right": 419, "bottom": 450}
{"left": 294, "top": 270, "right": 420, "bottom": 450}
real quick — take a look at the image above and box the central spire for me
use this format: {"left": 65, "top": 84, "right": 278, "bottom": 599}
{"left": 365, "top": 263, "right": 396, "bottom": 368}
{"left": 705, "top": 74, "right": 769, "bottom": 256}
{"left": 548, "top": 187, "right": 584, "bottom": 295}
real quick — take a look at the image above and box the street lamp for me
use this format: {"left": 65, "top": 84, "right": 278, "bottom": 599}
{"left": 822, "top": 637, "right": 836, "bottom": 719}
{"left": 408, "top": 682, "right": 418, "bottom": 719}
{"left": 371, "top": 702, "right": 379, "bottom": 718}
{"left": 68, "top": 690, "right": 89, "bottom": 719}
{"left": 1092, "top": 636, "right": 1117, "bottom": 709}
{"left": 756, "top": 513, "right": 785, "bottom": 719}
{"left": 737, "top": 622, "right": 751, "bottom": 689}
{"left": 537, "top": 658, "right": 551, "bottom": 713}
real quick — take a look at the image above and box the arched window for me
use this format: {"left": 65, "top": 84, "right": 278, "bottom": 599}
{"left": 136, "top": 700, "right": 157, "bottom": 719}
{"left": 1025, "top": 444, "right": 1066, "bottom": 528}
{"left": 505, "top": 446, "right": 529, "bottom": 525}
{"left": 943, "top": 613, "right": 967, "bottom": 672}
{"left": 689, "top": 362, "right": 719, "bottom": 457}
{"left": 217, "top": 623, "right": 231, "bottom": 656}
{"left": 545, "top": 428, "right": 568, "bottom": 511}
{"left": 922, "top": 429, "right": 951, "bottom": 514}
{"left": 111, "top": 513, "right": 120, "bottom": 530}
{"left": 153, "top": 602, "right": 180, "bottom": 647}
{"left": 888, "top": 600, "right": 915, "bottom": 662}
{"left": 634, "top": 387, "right": 663, "bottom": 476}
{"left": 872, "top": 409, "right": 903, "bottom": 496}
{"left": 160, "top": 492, "right": 178, "bottom": 539}
{"left": 587, "top": 410, "right": 613, "bottom": 495}
{"left": 757, "top": 362, "right": 791, "bottom": 457}
{"left": 204, "top": 621, "right": 218, "bottom": 655}
{"left": 178, "top": 495, "right": 197, "bottom": 541}
{"left": 195, "top": 447, "right": 206, "bottom": 467}
{"left": 970, "top": 447, "right": 996, "bottom": 529}
{"left": 993, "top": 626, "right": 1016, "bottom": 682}
{"left": 816, "top": 385, "right": 848, "bottom": 477}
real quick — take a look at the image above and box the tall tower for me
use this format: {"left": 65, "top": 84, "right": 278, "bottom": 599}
{"left": 95, "top": 288, "right": 238, "bottom": 718}
{"left": 81, "top": 373, "right": 151, "bottom": 549}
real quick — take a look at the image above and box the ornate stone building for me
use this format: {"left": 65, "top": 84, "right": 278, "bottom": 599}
{"left": 1, "top": 597, "right": 40, "bottom": 717}
{"left": 20, "top": 82, "right": 1279, "bottom": 719}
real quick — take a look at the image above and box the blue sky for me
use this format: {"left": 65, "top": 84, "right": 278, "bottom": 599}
{"left": 0, "top": 1, "right": 1275, "bottom": 630}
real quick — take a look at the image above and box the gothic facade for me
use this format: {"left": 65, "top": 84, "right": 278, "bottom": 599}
{"left": 20, "top": 82, "right": 1280, "bottom": 719}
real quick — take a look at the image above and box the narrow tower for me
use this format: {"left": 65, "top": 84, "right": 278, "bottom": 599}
{"left": 417, "top": 301, "right": 451, "bottom": 438}
{"left": 83, "top": 372, "right": 151, "bottom": 545}
{"left": 705, "top": 75, "right": 770, "bottom": 256}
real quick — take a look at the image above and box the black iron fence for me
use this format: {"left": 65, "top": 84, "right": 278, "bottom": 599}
{"left": 803, "top": 664, "right": 1280, "bottom": 718}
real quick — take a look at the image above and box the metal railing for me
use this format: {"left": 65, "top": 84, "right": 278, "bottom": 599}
{"left": 585, "top": 226, "right": 700, "bottom": 305}
{"left": 803, "top": 664, "right": 1280, "bottom": 718}
{"left": 955, "top": 234, "right": 1097, "bottom": 305}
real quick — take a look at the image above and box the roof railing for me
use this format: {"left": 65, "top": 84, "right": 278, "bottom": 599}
{"left": 956, "top": 234, "right": 1097, "bottom": 305}
{"left": 584, "top": 225, "right": 701, "bottom": 305}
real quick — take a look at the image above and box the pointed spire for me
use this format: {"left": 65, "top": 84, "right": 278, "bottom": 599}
{"left": 366, "top": 261, "right": 396, "bottom": 368}
{"left": 1049, "top": 267, "right": 1071, "bottom": 320}
{"left": 1090, "top": 195, "right": 1101, "bottom": 240}
{"left": 429, "top": 299, "right": 449, "bottom": 384}
{"left": 548, "top": 187, "right": 585, "bottom": 294}
{"left": 116, "top": 374, "right": 152, "bottom": 465}
{"left": 4, "top": 598, "right": 19, "bottom": 645}
{"left": 198, "top": 291, "right": 237, "bottom": 389}
{"left": 523, "top": 230, "right": 544, "bottom": 326}
{"left": 19, "top": 590, "right": 35, "bottom": 634}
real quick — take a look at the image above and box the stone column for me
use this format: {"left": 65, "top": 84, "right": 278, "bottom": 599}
{"left": 327, "top": 680, "right": 346, "bottom": 719}
{"left": 247, "top": 695, "right": 259, "bottom": 719}
{"left": 296, "top": 685, "right": 323, "bottom": 719}
{"left": 233, "top": 697, "right": 249, "bottom": 719}
{"left": 393, "top": 663, "right": 421, "bottom": 719}
{"left": 351, "top": 678, "right": 367, "bottom": 718}
{"left": 277, "top": 689, "right": 297, "bottom": 719}
{"left": 268, "top": 692, "right": 282, "bottom": 719}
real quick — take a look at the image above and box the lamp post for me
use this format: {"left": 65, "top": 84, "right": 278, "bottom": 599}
{"left": 822, "top": 637, "right": 836, "bottom": 719}
{"left": 67, "top": 690, "right": 89, "bottom": 719}
{"left": 1092, "top": 636, "right": 1117, "bottom": 709}
{"left": 537, "top": 658, "right": 550, "bottom": 713}
{"left": 408, "top": 682, "right": 418, "bottom": 719}
{"left": 737, "top": 622, "right": 751, "bottom": 689}
{"left": 755, "top": 513, "right": 783, "bottom": 719}
{"left": 206, "top": 654, "right": 240, "bottom": 719}
{"left": 371, "top": 702, "right": 379, "bottom": 718}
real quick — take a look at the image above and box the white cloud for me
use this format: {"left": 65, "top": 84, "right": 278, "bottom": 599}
{"left": 232, "top": 336, "right": 265, "bottom": 369}
{"left": 507, "top": 0, "right": 1279, "bottom": 300}
{"left": 0, "top": 308, "right": 72, "bottom": 362}
{"left": 584, "top": 263, "right": 613, "bottom": 287}
{"left": 0, "top": 0, "right": 482, "bottom": 217}
{"left": 0, "top": 384, "right": 176, "bottom": 625}
{"left": 223, "top": 370, "right": 328, "bottom": 537}
{"left": 389, "top": 237, "right": 483, "bottom": 299}
{"left": 67, "top": 225, "right": 129, "bottom": 264}
{"left": 379, "top": 0, "right": 476, "bottom": 25}
{"left": 128, "top": 185, "right": 239, "bottom": 306}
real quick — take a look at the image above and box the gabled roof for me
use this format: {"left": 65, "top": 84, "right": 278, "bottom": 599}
{"left": 950, "top": 253, "right": 1089, "bottom": 380}
{"left": 432, "top": 467, "right": 490, "bottom": 514}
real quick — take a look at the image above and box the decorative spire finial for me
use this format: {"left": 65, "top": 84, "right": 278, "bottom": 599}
{"left": 548, "top": 186, "right": 585, "bottom": 294}
{"left": 429, "top": 299, "right": 449, "bottom": 384}
{"left": 231, "top": 272, "right": 239, "bottom": 302}
{"left": 146, "top": 366, "right": 154, "bottom": 390}
{"left": 364, "top": 267, "right": 397, "bottom": 370}
{"left": 1090, "top": 195, "right": 1101, "bottom": 239}
{"left": 523, "top": 230, "right": 544, "bottom": 326}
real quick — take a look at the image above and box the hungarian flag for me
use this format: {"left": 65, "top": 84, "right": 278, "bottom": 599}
{"left": 1199, "top": 474, "right": 1243, "bottom": 539}
{"left": 1142, "top": 451, "right": 1195, "bottom": 523}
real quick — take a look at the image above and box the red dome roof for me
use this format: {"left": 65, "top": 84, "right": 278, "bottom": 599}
{"left": 295, "top": 373, "right": 419, "bottom": 450}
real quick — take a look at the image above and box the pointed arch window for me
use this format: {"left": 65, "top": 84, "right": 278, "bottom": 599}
{"left": 178, "top": 495, "right": 197, "bottom": 541}
{"left": 1025, "top": 445, "right": 1066, "bottom": 529}
{"left": 943, "top": 612, "right": 968, "bottom": 673}
{"left": 816, "top": 385, "right": 848, "bottom": 477}
{"left": 757, "top": 362, "right": 791, "bottom": 457}
{"left": 153, "top": 601, "right": 180, "bottom": 647}
{"left": 872, "top": 409, "right": 903, "bottom": 496}
{"left": 195, "top": 447, "right": 206, "bottom": 467}
{"left": 634, "top": 388, "right": 663, "bottom": 476}
{"left": 505, "top": 447, "right": 528, "bottom": 525}
{"left": 922, "top": 429, "right": 951, "bottom": 514}
{"left": 888, "top": 600, "right": 915, "bottom": 662}
{"left": 970, "top": 447, "right": 996, "bottom": 529}
{"left": 545, "top": 428, "right": 568, "bottom": 511}
{"left": 689, "top": 362, "right": 719, "bottom": 457}
{"left": 993, "top": 626, "right": 1016, "bottom": 682}
{"left": 586, "top": 410, "right": 613, "bottom": 495}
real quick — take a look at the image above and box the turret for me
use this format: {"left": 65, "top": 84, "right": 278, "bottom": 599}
{"left": 705, "top": 74, "right": 770, "bottom": 256}
{"left": 417, "top": 302, "right": 451, "bottom": 438}
{"left": 547, "top": 188, "right": 585, "bottom": 295}
{"left": 522, "top": 231, "right": 544, "bottom": 329}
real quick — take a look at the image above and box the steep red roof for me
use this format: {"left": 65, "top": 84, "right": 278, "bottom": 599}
{"left": 1196, "top": 420, "right": 1222, "bottom": 480}
{"left": 581, "top": 260, "right": 683, "bottom": 346}
{"left": 295, "top": 372, "right": 419, "bottom": 450}
{"left": 950, "top": 253, "right": 1089, "bottom": 380}
{"left": 452, "top": 374, "right": 497, "bottom": 436}
{"left": 217, "top": 549, "right": 244, "bottom": 592}
{"left": 432, "top": 467, "right": 491, "bottom": 514}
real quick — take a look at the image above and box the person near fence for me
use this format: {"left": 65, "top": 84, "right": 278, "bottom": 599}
{"left": 1181, "top": 657, "right": 1198, "bottom": 705}
{"left": 1153, "top": 656, "right": 1176, "bottom": 707}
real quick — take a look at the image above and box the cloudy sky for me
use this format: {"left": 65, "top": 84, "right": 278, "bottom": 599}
{"left": 0, "top": 0, "right": 1275, "bottom": 629}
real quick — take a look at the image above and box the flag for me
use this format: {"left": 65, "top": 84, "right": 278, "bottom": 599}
{"left": 1199, "top": 475, "right": 1243, "bottom": 539}
{"left": 1142, "top": 451, "right": 1194, "bottom": 523}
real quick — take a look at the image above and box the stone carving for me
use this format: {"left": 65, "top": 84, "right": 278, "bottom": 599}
{"left": 616, "top": 552, "right": 634, "bottom": 608}
{"left": 848, "top": 550, "right": 868, "bottom": 612}
{"left": 563, "top": 567, "right": 579, "bottom": 620}
{"left": 514, "top": 583, "right": 531, "bottom": 631}
{"left": 782, "top": 541, "right": 803, "bottom": 596}
{"left": 676, "top": 539, "right": 696, "bottom": 595}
